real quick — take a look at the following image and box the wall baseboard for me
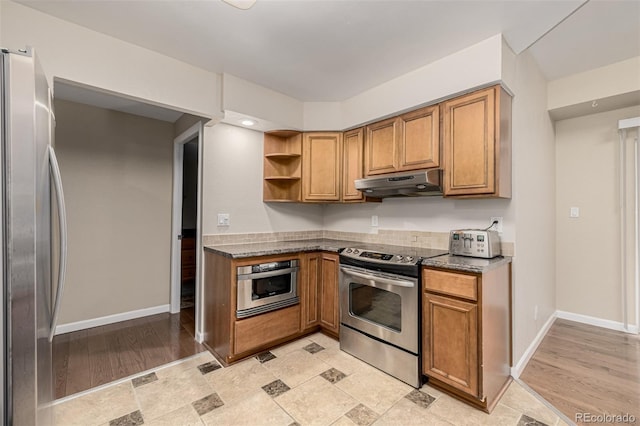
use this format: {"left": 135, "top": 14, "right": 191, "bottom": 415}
{"left": 511, "top": 312, "right": 557, "bottom": 379}
{"left": 55, "top": 304, "right": 171, "bottom": 335}
{"left": 555, "top": 310, "right": 639, "bottom": 334}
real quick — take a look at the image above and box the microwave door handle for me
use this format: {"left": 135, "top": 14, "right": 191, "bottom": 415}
{"left": 237, "top": 267, "right": 298, "bottom": 280}
{"left": 339, "top": 267, "right": 414, "bottom": 288}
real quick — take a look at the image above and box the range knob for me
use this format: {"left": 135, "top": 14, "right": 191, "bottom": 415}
{"left": 396, "top": 255, "right": 404, "bottom": 261}
{"left": 405, "top": 256, "right": 415, "bottom": 263}
{"left": 353, "top": 249, "right": 360, "bottom": 254}
{"left": 346, "top": 248, "right": 353, "bottom": 253}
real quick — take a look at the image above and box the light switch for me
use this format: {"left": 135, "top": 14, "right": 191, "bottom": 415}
{"left": 570, "top": 207, "right": 579, "bottom": 218}
{"left": 217, "top": 213, "right": 230, "bottom": 226}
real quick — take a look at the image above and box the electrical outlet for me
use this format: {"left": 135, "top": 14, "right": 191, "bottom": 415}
{"left": 217, "top": 213, "right": 230, "bottom": 226}
{"left": 570, "top": 207, "right": 580, "bottom": 218}
{"left": 534, "top": 305, "right": 539, "bottom": 321}
{"left": 371, "top": 215, "right": 378, "bottom": 227}
{"left": 490, "top": 216, "right": 503, "bottom": 233}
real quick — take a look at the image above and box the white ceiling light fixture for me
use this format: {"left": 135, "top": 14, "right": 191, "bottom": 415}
{"left": 221, "top": 0, "right": 256, "bottom": 10}
{"left": 241, "top": 119, "right": 256, "bottom": 126}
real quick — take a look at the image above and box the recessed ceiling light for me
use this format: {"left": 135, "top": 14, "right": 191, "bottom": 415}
{"left": 241, "top": 119, "right": 256, "bottom": 126}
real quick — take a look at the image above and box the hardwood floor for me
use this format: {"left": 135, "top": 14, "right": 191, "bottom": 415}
{"left": 53, "top": 308, "right": 205, "bottom": 399}
{"left": 521, "top": 319, "right": 640, "bottom": 424}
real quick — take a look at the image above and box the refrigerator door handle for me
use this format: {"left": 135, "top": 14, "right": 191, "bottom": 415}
{"left": 48, "top": 145, "right": 67, "bottom": 342}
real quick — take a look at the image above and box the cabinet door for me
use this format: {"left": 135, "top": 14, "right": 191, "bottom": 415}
{"left": 301, "top": 252, "right": 321, "bottom": 330}
{"left": 398, "top": 105, "right": 439, "bottom": 171}
{"left": 442, "top": 87, "right": 496, "bottom": 196}
{"left": 342, "top": 128, "right": 364, "bottom": 201}
{"left": 423, "top": 292, "right": 479, "bottom": 398}
{"left": 319, "top": 253, "right": 340, "bottom": 335}
{"left": 303, "top": 133, "right": 342, "bottom": 201}
{"left": 365, "top": 117, "right": 401, "bottom": 176}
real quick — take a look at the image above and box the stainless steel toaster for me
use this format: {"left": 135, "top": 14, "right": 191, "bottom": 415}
{"left": 449, "top": 229, "right": 501, "bottom": 259}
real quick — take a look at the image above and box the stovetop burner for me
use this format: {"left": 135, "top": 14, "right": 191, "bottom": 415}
{"left": 339, "top": 246, "right": 448, "bottom": 277}
{"left": 340, "top": 246, "right": 447, "bottom": 266}
{"left": 342, "top": 248, "right": 418, "bottom": 265}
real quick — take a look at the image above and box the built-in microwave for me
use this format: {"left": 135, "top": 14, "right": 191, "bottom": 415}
{"left": 236, "top": 259, "right": 299, "bottom": 319}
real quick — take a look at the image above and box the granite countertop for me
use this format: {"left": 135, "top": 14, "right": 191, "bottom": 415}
{"left": 203, "top": 239, "right": 359, "bottom": 259}
{"left": 203, "top": 239, "right": 449, "bottom": 260}
{"left": 422, "top": 254, "right": 512, "bottom": 273}
{"left": 204, "top": 239, "right": 512, "bottom": 272}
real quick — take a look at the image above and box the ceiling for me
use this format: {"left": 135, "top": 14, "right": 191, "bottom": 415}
{"left": 17, "top": 0, "right": 640, "bottom": 118}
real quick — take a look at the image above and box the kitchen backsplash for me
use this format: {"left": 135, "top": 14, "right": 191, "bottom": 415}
{"left": 203, "top": 229, "right": 515, "bottom": 257}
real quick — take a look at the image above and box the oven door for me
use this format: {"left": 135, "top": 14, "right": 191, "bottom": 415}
{"left": 339, "top": 264, "right": 419, "bottom": 353}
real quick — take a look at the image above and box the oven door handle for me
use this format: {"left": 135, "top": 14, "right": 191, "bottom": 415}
{"left": 237, "top": 267, "right": 298, "bottom": 280}
{"left": 340, "top": 267, "right": 414, "bottom": 288}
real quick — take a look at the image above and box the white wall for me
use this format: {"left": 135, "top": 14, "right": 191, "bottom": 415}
{"left": 1, "top": 1, "right": 221, "bottom": 119}
{"left": 222, "top": 74, "right": 304, "bottom": 130}
{"left": 323, "top": 198, "right": 513, "bottom": 241}
{"left": 201, "top": 123, "right": 324, "bottom": 235}
{"left": 55, "top": 99, "right": 174, "bottom": 325}
{"left": 220, "top": 34, "right": 505, "bottom": 132}
{"left": 323, "top": 49, "right": 555, "bottom": 366}
{"left": 338, "top": 34, "right": 504, "bottom": 128}
{"left": 510, "top": 50, "right": 557, "bottom": 363}
{"left": 556, "top": 105, "right": 640, "bottom": 326}
{"left": 548, "top": 57, "right": 640, "bottom": 112}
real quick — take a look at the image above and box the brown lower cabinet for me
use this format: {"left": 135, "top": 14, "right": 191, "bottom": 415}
{"left": 319, "top": 253, "right": 340, "bottom": 336}
{"left": 204, "top": 250, "right": 339, "bottom": 365}
{"left": 422, "top": 263, "right": 511, "bottom": 413}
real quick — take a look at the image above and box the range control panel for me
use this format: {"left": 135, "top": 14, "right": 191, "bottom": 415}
{"left": 341, "top": 248, "right": 418, "bottom": 265}
{"left": 449, "top": 229, "right": 501, "bottom": 259}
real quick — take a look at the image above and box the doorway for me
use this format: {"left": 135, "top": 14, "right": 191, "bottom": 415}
{"left": 170, "top": 122, "right": 204, "bottom": 342}
{"left": 179, "top": 138, "right": 198, "bottom": 335}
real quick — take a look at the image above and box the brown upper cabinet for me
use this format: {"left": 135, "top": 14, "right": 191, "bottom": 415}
{"left": 299, "top": 129, "right": 365, "bottom": 203}
{"left": 342, "top": 128, "right": 365, "bottom": 201}
{"left": 442, "top": 85, "right": 512, "bottom": 198}
{"left": 263, "top": 131, "right": 302, "bottom": 202}
{"left": 365, "top": 117, "right": 400, "bottom": 175}
{"left": 264, "top": 129, "right": 366, "bottom": 203}
{"left": 365, "top": 105, "right": 440, "bottom": 176}
{"left": 303, "top": 132, "right": 342, "bottom": 202}
{"left": 265, "top": 84, "right": 512, "bottom": 202}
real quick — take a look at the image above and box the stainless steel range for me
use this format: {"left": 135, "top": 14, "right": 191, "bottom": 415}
{"left": 338, "top": 246, "right": 448, "bottom": 387}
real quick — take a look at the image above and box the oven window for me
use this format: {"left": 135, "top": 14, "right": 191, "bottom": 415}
{"left": 348, "top": 283, "right": 401, "bottom": 332}
{"left": 252, "top": 275, "right": 292, "bottom": 300}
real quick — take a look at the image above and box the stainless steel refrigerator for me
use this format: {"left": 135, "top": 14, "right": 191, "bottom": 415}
{"left": 1, "top": 48, "right": 67, "bottom": 425}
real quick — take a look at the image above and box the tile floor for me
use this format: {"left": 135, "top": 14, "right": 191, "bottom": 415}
{"left": 53, "top": 333, "right": 569, "bottom": 426}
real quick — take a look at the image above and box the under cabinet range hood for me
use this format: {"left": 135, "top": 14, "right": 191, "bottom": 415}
{"left": 355, "top": 169, "right": 443, "bottom": 198}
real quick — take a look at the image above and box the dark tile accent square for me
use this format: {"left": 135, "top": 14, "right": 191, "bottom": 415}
{"left": 197, "top": 361, "right": 222, "bottom": 375}
{"left": 405, "top": 389, "right": 436, "bottom": 408}
{"left": 262, "top": 379, "right": 290, "bottom": 397}
{"left": 303, "top": 342, "right": 325, "bottom": 354}
{"left": 320, "top": 368, "right": 347, "bottom": 384}
{"left": 255, "top": 351, "right": 277, "bottom": 363}
{"left": 517, "top": 414, "right": 549, "bottom": 426}
{"left": 131, "top": 372, "right": 158, "bottom": 388}
{"left": 192, "top": 392, "right": 224, "bottom": 416}
{"left": 345, "top": 404, "right": 378, "bottom": 426}
{"left": 109, "top": 410, "right": 144, "bottom": 426}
